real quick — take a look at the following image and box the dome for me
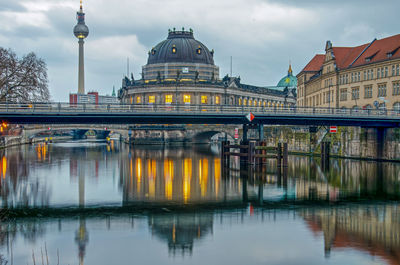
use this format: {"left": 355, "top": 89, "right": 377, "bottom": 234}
{"left": 277, "top": 65, "right": 297, "bottom": 88}
{"left": 147, "top": 29, "right": 215, "bottom": 65}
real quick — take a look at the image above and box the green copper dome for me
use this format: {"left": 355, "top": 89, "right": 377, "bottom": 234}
{"left": 277, "top": 65, "right": 297, "bottom": 88}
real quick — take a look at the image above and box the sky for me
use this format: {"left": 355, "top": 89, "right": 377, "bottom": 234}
{"left": 0, "top": 0, "right": 398, "bottom": 102}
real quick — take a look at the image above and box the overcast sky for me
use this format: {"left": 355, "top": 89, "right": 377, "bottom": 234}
{"left": 0, "top": 0, "right": 398, "bottom": 101}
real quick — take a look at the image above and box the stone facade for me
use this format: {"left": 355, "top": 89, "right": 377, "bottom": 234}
{"left": 297, "top": 34, "right": 400, "bottom": 110}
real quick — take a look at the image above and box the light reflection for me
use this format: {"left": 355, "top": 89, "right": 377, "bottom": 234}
{"left": 199, "top": 159, "right": 208, "bottom": 197}
{"left": 148, "top": 160, "right": 156, "bottom": 199}
{"left": 164, "top": 159, "right": 174, "bottom": 200}
{"left": 1, "top": 156, "right": 6, "bottom": 179}
{"left": 183, "top": 159, "right": 192, "bottom": 203}
{"left": 214, "top": 158, "right": 221, "bottom": 197}
{"left": 136, "top": 158, "right": 142, "bottom": 194}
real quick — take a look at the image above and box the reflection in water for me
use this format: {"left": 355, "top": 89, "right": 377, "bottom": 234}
{"left": 0, "top": 142, "right": 400, "bottom": 264}
{"left": 302, "top": 204, "right": 400, "bottom": 264}
{"left": 0, "top": 142, "right": 399, "bottom": 207}
{"left": 1, "top": 204, "right": 400, "bottom": 264}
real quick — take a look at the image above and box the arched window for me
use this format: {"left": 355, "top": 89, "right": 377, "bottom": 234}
{"left": 393, "top": 102, "right": 400, "bottom": 111}
{"left": 172, "top": 45, "right": 177, "bottom": 54}
{"left": 239, "top": 98, "right": 242, "bottom": 106}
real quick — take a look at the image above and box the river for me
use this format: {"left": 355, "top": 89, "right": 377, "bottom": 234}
{"left": 0, "top": 140, "right": 399, "bottom": 265}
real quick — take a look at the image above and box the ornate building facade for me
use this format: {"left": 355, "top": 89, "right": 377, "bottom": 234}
{"left": 297, "top": 34, "right": 400, "bottom": 110}
{"left": 119, "top": 29, "right": 296, "bottom": 108}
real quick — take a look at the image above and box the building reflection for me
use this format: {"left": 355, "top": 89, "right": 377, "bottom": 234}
{"left": 301, "top": 204, "right": 400, "bottom": 264}
{"left": 121, "top": 147, "right": 248, "bottom": 205}
{"left": 149, "top": 213, "right": 213, "bottom": 256}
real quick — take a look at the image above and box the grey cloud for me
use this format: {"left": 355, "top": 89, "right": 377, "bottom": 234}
{"left": 1, "top": 0, "right": 399, "bottom": 101}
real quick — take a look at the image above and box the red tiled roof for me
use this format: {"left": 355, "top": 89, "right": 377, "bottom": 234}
{"left": 301, "top": 54, "right": 325, "bottom": 72}
{"left": 300, "top": 34, "right": 400, "bottom": 74}
{"left": 351, "top": 34, "right": 400, "bottom": 67}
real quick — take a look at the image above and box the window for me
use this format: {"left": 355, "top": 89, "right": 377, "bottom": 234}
{"left": 377, "top": 68, "right": 381, "bottom": 79}
{"left": 253, "top": 100, "right": 257, "bottom": 107}
{"left": 201, "top": 95, "right": 208, "bottom": 104}
{"left": 238, "top": 98, "right": 242, "bottom": 105}
{"left": 196, "top": 47, "right": 202, "bottom": 54}
{"left": 357, "top": 72, "right": 360, "bottom": 81}
{"left": 351, "top": 87, "right": 360, "bottom": 100}
{"left": 172, "top": 45, "right": 177, "bottom": 54}
{"left": 351, "top": 73, "right": 354, "bottom": 83}
{"left": 393, "top": 82, "right": 400, "bottom": 96}
{"left": 364, "top": 71, "right": 367, "bottom": 81}
{"left": 249, "top": 99, "right": 252, "bottom": 106}
{"left": 130, "top": 96, "right": 133, "bottom": 104}
{"left": 385, "top": 67, "right": 388, "bottom": 77}
{"left": 378, "top": 84, "right": 387, "bottom": 97}
{"left": 394, "top": 102, "right": 400, "bottom": 111}
{"left": 364, "top": 85, "right": 372, "bottom": 98}
{"left": 148, "top": 95, "right": 155, "bottom": 104}
{"left": 165, "top": 94, "right": 172, "bottom": 104}
{"left": 340, "top": 88, "right": 347, "bottom": 101}
{"left": 136, "top": 96, "right": 141, "bottom": 104}
{"left": 397, "top": 64, "right": 400, "bottom": 76}
{"left": 243, "top": 99, "right": 247, "bottom": 106}
{"left": 215, "top": 96, "right": 220, "bottom": 105}
{"left": 263, "top": 101, "right": 266, "bottom": 107}
{"left": 183, "top": 94, "right": 191, "bottom": 104}
{"left": 393, "top": 65, "right": 396, "bottom": 76}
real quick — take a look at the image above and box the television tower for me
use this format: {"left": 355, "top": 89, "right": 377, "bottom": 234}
{"left": 73, "top": 0, "right": 89, "bottom": 94}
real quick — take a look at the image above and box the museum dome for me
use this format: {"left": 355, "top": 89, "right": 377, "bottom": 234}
{"left": 277, "top": 64, "right": 297, "bottom": 88}
{"left": 147, "top": 29, "right": 215, "bottom": 65}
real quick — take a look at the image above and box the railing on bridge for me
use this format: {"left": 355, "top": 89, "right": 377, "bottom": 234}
{"left": 0, "top": 102, "right": 399, "bottom": 118}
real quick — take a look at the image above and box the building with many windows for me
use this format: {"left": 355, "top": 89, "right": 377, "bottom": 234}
{"left": 297, "top": 34, "right": 400, "bottom": 110}
{"left": 119, "top": 29, "right": 296, "bottom": 108}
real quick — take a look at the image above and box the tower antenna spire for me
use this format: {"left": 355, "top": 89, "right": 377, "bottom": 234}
{"left": 80, "top": 0, "right": 83, "bottom": 10}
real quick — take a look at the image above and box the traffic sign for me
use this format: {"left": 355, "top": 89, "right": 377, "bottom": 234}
{"left": 234, "top": 128, "right": 239, "bottom": 139}
{"left": 246, "top": 113, "right": 255, "bottom": 122}
{"left": 330, "top": 126, "right": 337, "bottom": 133}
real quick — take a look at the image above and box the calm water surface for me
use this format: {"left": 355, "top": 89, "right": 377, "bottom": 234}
{"left": 0, "top": 140, "right": 399, "bottom": 265}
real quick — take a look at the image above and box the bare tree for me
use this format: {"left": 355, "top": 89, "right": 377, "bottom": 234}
{"left": 0, "top": 48, "right": 50, "bottom": 103}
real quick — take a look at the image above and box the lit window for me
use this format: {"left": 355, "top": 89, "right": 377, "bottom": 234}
{"left": 148, "top": 96, "right": 155, "bottom": 104}
{"left": 130, "top": 96, "right": 133, "bottom": 104}
{"left": 239, "top": 98, "right": 242, "bottom": 105}
{"left": 254, "top": 100, "right": 257, "bottom": 106}
{"left": 201, "top": 95, "right": 208, "bottom": 104}
{"left": 172, "top": 45, "right": 177, "bottom": 54}
{"left": 243, "top": 99, "right": 247, "bottom": 106}
{"left": 268, "top": 102, "right": 271, "bottom": 107}
{"left": 215, "top": 96, "right": 220, "bottom": 105}
{"left": 183, "top": 94, "right": 191, "bottom": 104}
{"left": 136, "top": 96, "right": 141, "bottom": 104}
{"left": 165, "top": 94, "right": 172, "bottom": 104}
{"left": 249, "top": 100, "right": 252, "bottom": 106}
{"left": 197, "top": 47, "right": 202, "bottom": 54}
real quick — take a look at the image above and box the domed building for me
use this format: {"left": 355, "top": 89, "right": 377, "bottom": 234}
{"left": 119, "top": 29, "right": 296, "bottom": 108}
{"left": 277, "top": 64, "right": 297, "bottom": 91}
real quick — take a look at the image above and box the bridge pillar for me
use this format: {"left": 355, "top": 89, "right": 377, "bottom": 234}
{"left": 376, "top": 127, "right": 386, "bottom": 160}
{"left": 242, "top": 124, "right": 248, "bottom": 142}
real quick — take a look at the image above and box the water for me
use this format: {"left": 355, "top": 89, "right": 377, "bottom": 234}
{"left": 0, "top": 140, "right": 399, "bottom": 264}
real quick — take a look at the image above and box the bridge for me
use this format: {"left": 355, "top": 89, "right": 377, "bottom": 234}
{"left": 0, "top": 103, "right": 399, "bottom": 128}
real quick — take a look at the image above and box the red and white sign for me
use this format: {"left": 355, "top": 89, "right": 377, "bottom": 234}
{"left": 330, "top": 126, "right": 337, "bottom": 133}
{"left": 234, "top": 128, "right": 239, "bottom": 139}
{"left": 246, "top": 112, "right": 255, "bottom": 122}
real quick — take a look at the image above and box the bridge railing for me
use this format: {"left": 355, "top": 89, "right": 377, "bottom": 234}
{"left": 0, "top": 102, "right": 399, "bottom": 118}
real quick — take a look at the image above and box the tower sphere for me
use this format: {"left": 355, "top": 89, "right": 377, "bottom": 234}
{"left": 74, "top": 24, "right": 89, "bottom": 39}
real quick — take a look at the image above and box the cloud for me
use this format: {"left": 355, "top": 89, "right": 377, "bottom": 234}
{"left": 0, "top": 0, "right": 399, "bottom": 101}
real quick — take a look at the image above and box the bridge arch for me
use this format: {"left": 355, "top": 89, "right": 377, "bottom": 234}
{"left": 192, "top": 130, "right": 235, "bottom": 143}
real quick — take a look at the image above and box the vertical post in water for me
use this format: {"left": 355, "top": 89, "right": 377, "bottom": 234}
{"left": 277, "top": 142, "right": 282, "bottom": 168}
